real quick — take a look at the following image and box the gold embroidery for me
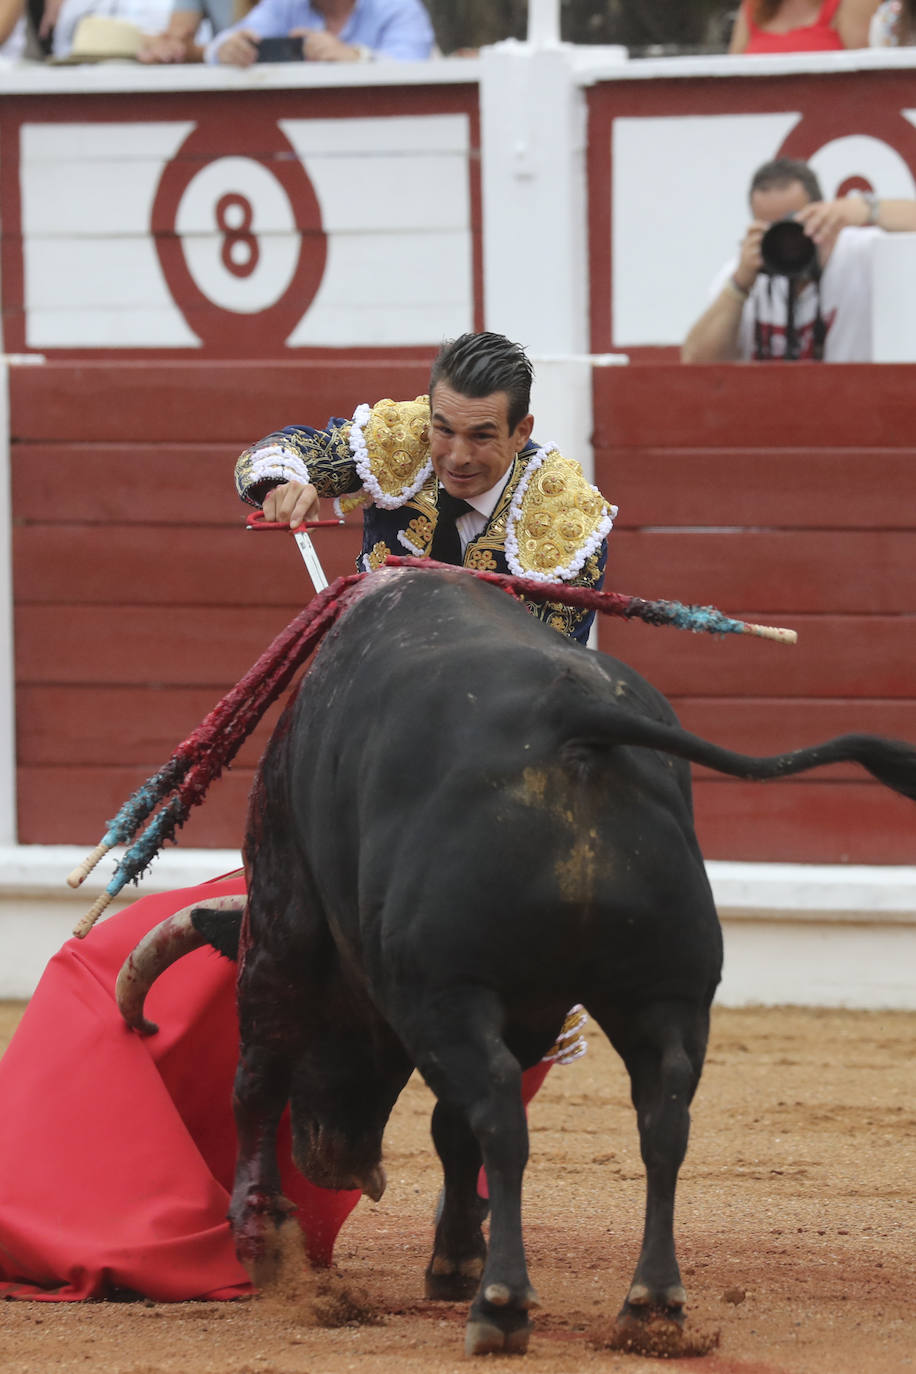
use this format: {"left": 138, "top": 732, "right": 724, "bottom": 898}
{"left": 405, "top": 514, "right": 433, "bottom": 550}
{"left": 465, "top": 548, "right": 498, "bottom": 571}
{"left": 367, "top": 540, "right": 392, "bottom": 571}
{"left": 363, "top": 397, "right": 431, "bottom": 502}
{"left": 514, "top": 452, "right": 611, "bottom": 579}
{"left": 339, "top": 490, "right": 370, "bottom": 515}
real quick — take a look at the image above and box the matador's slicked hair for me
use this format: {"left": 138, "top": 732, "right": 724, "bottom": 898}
{"left": 429, "top": 331, "right": 534, "bottom": 431}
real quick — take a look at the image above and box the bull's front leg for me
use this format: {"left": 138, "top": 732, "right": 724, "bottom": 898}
{"left": 425, "top": 1098, "right": 488, "bottom": 1301}
{"left": 229, "top": 1041, "right": 295, "bottom": 1285}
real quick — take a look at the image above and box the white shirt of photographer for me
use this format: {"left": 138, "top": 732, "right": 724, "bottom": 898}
{"left": 710, "top": 226, "right": 884, "bottom": 362}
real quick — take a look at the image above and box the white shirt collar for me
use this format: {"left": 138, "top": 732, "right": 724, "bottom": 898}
{"left": 464, "top": 463, "right": 515, "bottom": 521}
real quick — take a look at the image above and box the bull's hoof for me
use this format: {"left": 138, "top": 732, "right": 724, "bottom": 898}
{"left": 425, "top": 1250, "right": 485, "bottom": 1302}
{"left": 247, "top": 1219, "right": 303, "bottom": 1291}
{"left": 624, "top": 1279, "right": 686, "bottom": 1314}
{"left": 465, "top": 1315, "right": 531, "bottom": 1356}
{"left": 231, "top": 1193, "right": 297, "bottom": 1275}
{"left": 425, "top": 1270, "right": 481, "bottom": 1302}
{"left": 484, "top": 1282, "right": 540, "bottom": 1311}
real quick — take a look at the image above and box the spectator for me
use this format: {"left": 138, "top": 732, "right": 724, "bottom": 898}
{"left": 728, "top": 0, "right": 880, "bottom": 52}
{"left": 682, "top": 156, "right": 916, "bottom": 362}
{"left": 46, "top": 0, "right": 175, "bottom": 56}
{"left": 207, "top": 0, "right": 434, "bottom": 66}
{"left": 869, "top": 0, "right": 916, "bottom": 41}
{"left": 0, "top": 0, "right": 27, "bottom": 54}
{"left": 137, "top": 0, "right": 246, "bottom": 60}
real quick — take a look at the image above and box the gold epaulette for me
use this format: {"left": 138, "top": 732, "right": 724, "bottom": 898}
{"left": 506, "top": 446, "right": 615, "bottom": 583}
{"left": 349, "top": 396, "right": 432, "bottom": 510}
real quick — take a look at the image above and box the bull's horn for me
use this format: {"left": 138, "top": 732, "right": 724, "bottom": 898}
{"left": 116, "top": 894, "right": 246, "bottom": 1035}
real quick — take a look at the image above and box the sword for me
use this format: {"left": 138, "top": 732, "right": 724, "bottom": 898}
{"left": 246, "top": 511, "right": 343, "bottom": 594}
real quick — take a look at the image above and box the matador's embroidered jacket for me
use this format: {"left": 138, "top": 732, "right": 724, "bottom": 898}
{"left": 236, "top": 396, "right": 617, "bottom": 644}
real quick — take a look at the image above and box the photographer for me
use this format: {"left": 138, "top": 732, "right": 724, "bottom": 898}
{"left": 682, "top": 157, "right": 916, "bottom": 363}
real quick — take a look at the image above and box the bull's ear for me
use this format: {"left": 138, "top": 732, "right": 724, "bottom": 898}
{"left": 190, "top": 905, "right": 242, "bottom": 961}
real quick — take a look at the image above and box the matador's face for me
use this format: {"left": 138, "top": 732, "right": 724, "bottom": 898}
{"left": 428, "top": 381, "right": 533, "bottom": 501}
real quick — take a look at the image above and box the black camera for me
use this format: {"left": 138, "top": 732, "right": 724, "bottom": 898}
{"left": 256, "top": 36, "right": 305, "bottom": 61}
{"left": 760, "top": 217, "right": 817, "bottom": 278}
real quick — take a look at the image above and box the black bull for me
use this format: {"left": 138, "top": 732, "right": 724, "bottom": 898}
{"left": 120, "top": 567, "right": 916, "bottom": 1356}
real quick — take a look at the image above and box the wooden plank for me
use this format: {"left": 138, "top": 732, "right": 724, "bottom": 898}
{"left": 16, "top": 765, "right": 253, "bottom": 849}
{"left": 14, "top": 524, "right": 363, "bottom": 606}
{"left": 16, "top": 607, "right": 916, "bottom": 696}
{"left": 596, "top": 614, "right": 915, "bottom": 699}
{"left": 12, "top": 444, "right": 243, "bottom": 525}
{"left": 15, "top": 604, "right": 313, "bottom": 686}
{"left": 670, "top": 697, "right": 916, "bottom": 780}
{"left": 9, "top": 361, "right": 432, "bottom": 443}
{"left": 19, "top": 686, "right": 916, "bottom": 778}
{"left": 603, "top": 530, "right": 916, "bottom": 614}
{"left": 672, "top": 697, "right": 916, "bottom": 784}
{"left": 593, "top": 364, "right": 916, "bottom": 449}
{"left": 16, "top": 768, "right": 914, "bottom": 863}
{"left": 692, "top": 778, "right": 916, "bottom": 864}
{"left": 18, "top": 687, "right": 916, "bottom": 787}
{"left": 599, "top": 448, "right": 916, "bottom": 530}
{"left": 16, "top": 685, "right": 286, "bottom": 768}
{"left": 14, "top": 526, "right": 915, "bottom": 613}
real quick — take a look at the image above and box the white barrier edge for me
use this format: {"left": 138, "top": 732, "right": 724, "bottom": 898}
{"left": 1, "top": 848, "right": 915, "bottom": 1005}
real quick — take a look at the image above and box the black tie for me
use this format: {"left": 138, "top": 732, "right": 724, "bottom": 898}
{"left": 429, "top": 489, "right": 472, "bottom": 565}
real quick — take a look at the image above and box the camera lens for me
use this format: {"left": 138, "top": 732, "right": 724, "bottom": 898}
{"left": 760, "top": 219, "right": 817, "bottom": 278}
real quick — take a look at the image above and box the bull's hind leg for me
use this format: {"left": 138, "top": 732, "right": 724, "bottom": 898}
{"left": 402, "top": 989, "right": 539, "bottom": 1356}
{"left": 592, "top": 998, "right": 710, "bottom": 1324}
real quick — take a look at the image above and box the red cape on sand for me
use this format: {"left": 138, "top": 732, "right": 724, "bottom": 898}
{"left": 0, "top": 874, "right": 550, "bottom": 1301}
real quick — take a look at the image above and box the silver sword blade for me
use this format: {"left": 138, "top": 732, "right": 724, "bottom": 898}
{"left": 293, "top": 528, "right": 329, "bottom": 592}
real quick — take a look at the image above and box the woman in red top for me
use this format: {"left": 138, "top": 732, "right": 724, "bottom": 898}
{"left": 729, "top": 0, "right": 880, "bottom": 52}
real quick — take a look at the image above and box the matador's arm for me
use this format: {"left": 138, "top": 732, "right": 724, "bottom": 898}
{"left": 235, "top": 419, "right": 363, "bottom": 508}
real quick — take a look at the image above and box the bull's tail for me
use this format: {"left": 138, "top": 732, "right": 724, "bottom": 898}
{"left": 572, "top": 709, "right": 916, "bottom": 801}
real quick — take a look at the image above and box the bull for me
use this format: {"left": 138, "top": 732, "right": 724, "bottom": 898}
{"left": 119, "top": 567, "right": 916, "bottom": 1356}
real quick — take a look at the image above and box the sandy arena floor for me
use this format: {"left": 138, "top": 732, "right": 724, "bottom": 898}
{"left": 0, "top": 1001, "right": 913, "bottom": 1374}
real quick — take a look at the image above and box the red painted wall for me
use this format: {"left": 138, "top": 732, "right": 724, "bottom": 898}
{"left": 594, "top": 363, "right": 916, "bottom": 864}
{"left": 15, "top": 359, "right": 916, "bottom": 863}
{"left": 11, "top": 360, "right": 430, "bottom": 848}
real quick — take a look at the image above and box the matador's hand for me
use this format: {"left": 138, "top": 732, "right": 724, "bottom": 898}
{"left": 262, "top": 480, "right": 321, "bottom": 527}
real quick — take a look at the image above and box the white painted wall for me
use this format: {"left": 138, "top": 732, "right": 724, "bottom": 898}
{"left": 21, "top": 122, "right": 199, "bottom": 348}
{"left": 529, "top": 353, "right": 628, "bottom": 484}
{"left": 19, "top": 114, "right": 474, "bottom": 349}
{"left": 3, "top": 848, "right": 915, "bottom": 1007}
{"left": 872, "top": 232, "right": 916, "bottom": 361}
{"left": 282, "top": 114, "right": 473, "bottom": 346}
{"left": 479, "top": 41, "right": 590, "bottom": 355}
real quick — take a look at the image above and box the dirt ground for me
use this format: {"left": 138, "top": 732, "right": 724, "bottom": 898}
{"left": 0, "top": 1001, "right": 913, "bottom": 1374}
